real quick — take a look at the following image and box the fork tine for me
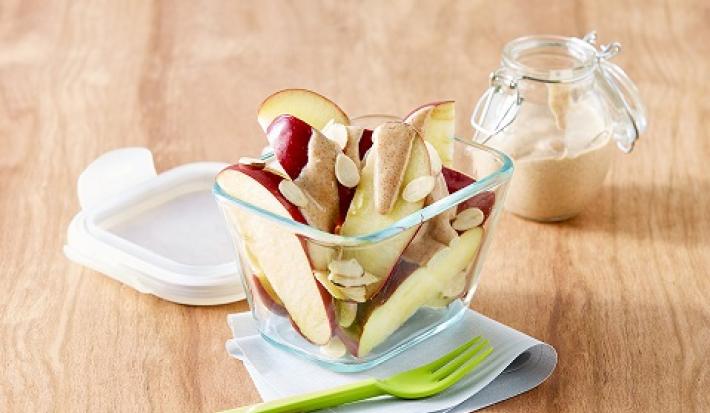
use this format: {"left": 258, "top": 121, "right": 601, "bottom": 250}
{"left": 421, "top": 336, "right": 481, "bottom": 371}
{"left": 432, "top": 339, "right": 489, "bottom": 380}
{"left": 439, "top": 344, "right": 493, "bottom": 388}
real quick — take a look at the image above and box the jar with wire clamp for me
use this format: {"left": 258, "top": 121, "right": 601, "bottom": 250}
{"left": 471, "top": 31, "right": 647, "bottom": 221}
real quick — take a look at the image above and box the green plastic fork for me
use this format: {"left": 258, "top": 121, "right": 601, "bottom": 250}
{"left": 220, "top": 336, "right": 493, "bottom": 413}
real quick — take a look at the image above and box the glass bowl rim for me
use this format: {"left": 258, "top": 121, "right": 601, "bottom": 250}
{"left": 213, "top": 138, "right": 513, "bottom": 247}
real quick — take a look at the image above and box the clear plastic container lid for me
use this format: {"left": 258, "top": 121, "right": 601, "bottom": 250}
{"left": 64, "top": 147, "right": 245, "bottom": 305}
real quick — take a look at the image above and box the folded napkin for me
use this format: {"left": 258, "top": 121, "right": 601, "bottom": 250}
{"left": 226, "top": 309, "right": 556, "bottom": 412}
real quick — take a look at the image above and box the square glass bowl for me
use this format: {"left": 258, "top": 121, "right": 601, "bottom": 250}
{"left": 213, "top": 137, "right": 513, "bottom": 372}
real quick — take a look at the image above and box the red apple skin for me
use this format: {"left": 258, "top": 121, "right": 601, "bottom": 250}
{"left": 334, "top": 323, "right": 362, "bottom": 356}
{"left": 266, "top": 114, "right": 313, "bottom": 179}
{"left": 337, "top": 185, "right": 354, "bottom": 227}
{"left": 358, "top": 129, "right": 373, "bottom": 160}
{"left": 402, "top": 100, "right": 454, "bottom": 120}
{"left": 222, "top": 163, "right": 308, "bottom": 223}
{"left": 335, "top": 262, "right": 421, "bottom": 356}
{"left": 335, "top": 259, "right": 418, "bottom": 355}
{"left": 249, "top": 275, "right": 288, "bottom": 316}
{"left": 366, "top": 259, "right": 420, "bottom": 309}
{"left": 442, "top": 166, "right": 496, "bottom": 222}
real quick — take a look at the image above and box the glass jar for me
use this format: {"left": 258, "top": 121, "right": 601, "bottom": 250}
{"left": 471, "top": 31, "right": 647, "bottom": 221}
{"left": 214, "top": 136, "right": 512, "bottom": 371}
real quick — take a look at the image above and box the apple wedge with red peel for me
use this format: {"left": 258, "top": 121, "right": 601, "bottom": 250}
{"left": 442, "top": 166, "right": 496, "bottom": 223}
{"left": 404, "top": 101, "right": 455, "bottom": 167}
{"left": 266, "top": 115, "right": 313, "bottom": 179}
{"left": 266, "top": 114, "right": 341, "bottom": 233}
{"left": 257, "top": 88, "right": 350, "bottom": 132}
{"left": 217, "top": 165, "right": 333, "bottom": 345}
{"left": 358, "top": 129, "right": 373, "bottom": 160}
{"left": 339, "top": 125, "right": 431, "bottom": 297}
{"left": 357, "top": 227, "right": 484, "bottom": 356}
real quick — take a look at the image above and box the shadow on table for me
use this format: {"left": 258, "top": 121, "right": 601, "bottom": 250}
{"left": 553, "top": 180, "right": 710, "bottom": 247}
{"left": 474, "top": 287, "right": 710, "bottom": 412}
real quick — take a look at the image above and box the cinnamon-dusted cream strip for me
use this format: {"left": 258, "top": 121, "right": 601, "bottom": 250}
{"left": 294, "top": 130, "right": 341, "bottom": 232}
{"left": 372, "top": 122, "right": 416, "bottom": 214}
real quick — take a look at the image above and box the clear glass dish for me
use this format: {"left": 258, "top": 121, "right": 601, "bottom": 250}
{"left": 214, "top": 137, "right": 513, "bottom": 372}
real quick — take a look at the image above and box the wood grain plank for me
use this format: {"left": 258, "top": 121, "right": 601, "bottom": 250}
{"left": 0, "top": 1, "right": 708, "bottom": 412}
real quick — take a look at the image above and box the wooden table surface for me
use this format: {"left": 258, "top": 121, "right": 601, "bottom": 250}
{"left": 2, "top": 1, "right": 709, "bottom": 412}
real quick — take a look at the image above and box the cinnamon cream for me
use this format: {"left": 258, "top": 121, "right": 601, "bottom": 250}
{"left": 294, "top": 130, "right": 341, "bottom": 232}
{"left": 372, "top": 122, "right": 416, "bottom": 214}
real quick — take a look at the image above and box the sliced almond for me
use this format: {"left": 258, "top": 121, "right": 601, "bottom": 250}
{"left": 329, "top": 273, "right": 362, "bottom": 287}
{"left": 402, "top": 175, "right": 436, "bottom": 203}
{"left": 263, "top": 163, "right": 289, "bottom": 179}
{"left": 313, "top": 270, "right": 347, "bottom": 300}
{"left": 329, "top": 271, "right": 378, "bottom": 287}
{"left": 322, "top": 121, "right": 349, "bottom": 150}
{"left": 341, "top": 286, "right": 367, "bottom": 303}
{"left": 320, "top": 337, "right": 347, "bottom": 358}
{"left": 335, "top": 153, "right": 360, "bottom": 188}
{"left": 278, "top": 179, "right": 308, "bottom": 207}
{"left": 328, "top": 258, "right": 364, "bottom": 278}
{"left": 238, "top": 157, "right": 266, "bottom": 168}
{"left": 361, "top": 272, "right": 378, "bottom": 285}
{"left": 424, "top": 142, "right": 442, "bottom": 175}
{"left": 452, "top": 207, "right": 484, "bottom": 231}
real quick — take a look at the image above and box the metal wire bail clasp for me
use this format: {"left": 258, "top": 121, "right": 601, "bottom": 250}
{"left": 584, "top": 30, "right": 647, "bottom": 153}
{"left": 471, "top": 69, "right": 523, "bottom": 144}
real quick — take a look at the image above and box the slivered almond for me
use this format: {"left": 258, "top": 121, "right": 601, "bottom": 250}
{"left": 452, "top": 207, "right": 484, "bottom": 231}
{"left": 341, "top": 286, "right": 367, "bottom": 302}
{"left": 320, "top": 337, "right": 347, "bottom": 358}
{"left": 313, "top": 270, "right": 347, "bottom": 300}
{"left": 322, "top": 121, "right": 348, "bottom": 150}
{"left": 329, "top": 272, "right": 378, "bottom": 287}
{"left": 335, "top": 153, "right": 360, "bottom": 188}
{"left": 424, "top": 142, "right": 442, "bottom": 175}
{"left": 361, "top": 272, "right": 378, "bottom": 285}
{"left": 238, "top": 157, "right": 266, "bottom": 168}
{"left": 328, "top": 258, "right": 364, "bottom": 278}
{"left": 278, "top": 179, "right": 308, "bottom": 207}
{"left": 402, "top": 175, "right": 436, "bottom": 203}
{"left": 263, "top": 163, "right": 289, "bottom": 179}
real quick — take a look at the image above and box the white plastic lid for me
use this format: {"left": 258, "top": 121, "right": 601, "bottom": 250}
{"left": 64, "top": 147, "right": 245, "bottom": 305}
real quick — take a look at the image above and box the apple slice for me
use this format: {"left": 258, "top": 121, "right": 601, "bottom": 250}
{"left": 217, "top": 165, "right": 333, "bottom": 344}
{"left": 442, "top": 166, "right": 496, "bottom": 223}
{"left": 266, "top": 115, "right": 313, "bottom": 179}
{"left": 339, "top": 124, "right": 431, "bottom": 297}
{"left": 257, "top": 89, "right": 350, "bottom": 132}
{"left": 404, "top": 101, "right": 455, "bottom": 167}
{"left": 357, "top": 227, "right": 484, "bottom": 356}
{"left": 266, "top": 114, "right": 341, "bottom": 233}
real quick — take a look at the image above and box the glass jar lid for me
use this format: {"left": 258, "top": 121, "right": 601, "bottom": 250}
{"left": 471, "top": 31, "right": 647, "bottom": 153}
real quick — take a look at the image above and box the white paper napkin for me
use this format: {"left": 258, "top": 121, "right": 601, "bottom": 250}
{"left": 226, "top": 309, "right": 556, "bottom": 412}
